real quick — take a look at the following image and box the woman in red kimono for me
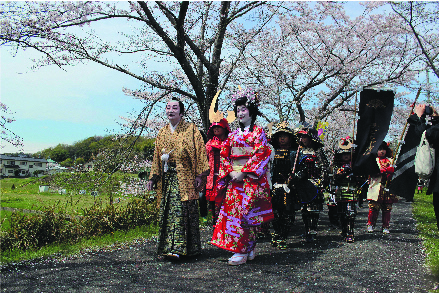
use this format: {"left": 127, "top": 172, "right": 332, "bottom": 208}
{"left": 211, "top": 88, "right": 273, "bottom": 266}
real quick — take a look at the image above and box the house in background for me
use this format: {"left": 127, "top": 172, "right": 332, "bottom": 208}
{"left": 46, "top": 158, "right": 69, "bottom": 175}
{"left": 0, "top": 154, "right": 48, "bottom": 177}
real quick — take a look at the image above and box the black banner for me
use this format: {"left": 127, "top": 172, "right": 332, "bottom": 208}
{"left": 389, "top": 123, "right": 422, "bottom": 201}
{"left": 353, "top": 89, "right": 394, "bottom": 176}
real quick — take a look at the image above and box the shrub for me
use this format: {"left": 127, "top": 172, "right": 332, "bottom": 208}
{"left": 0, "top": 198, "right": 158, "bottom": 252}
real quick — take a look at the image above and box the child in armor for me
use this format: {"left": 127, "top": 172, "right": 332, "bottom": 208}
{"left": 205, "top": 118, "right": 230, "bottom": 227}
{"left": 330, "top": 137, "right": 358, "bottom": 242}
{"left": 270, "top": 126, "right": 299, "bottom": 249}
{"left": 366, "top": 141, "right": 398, "bottom": 234}
{"left": 290, "top": 125, "right": 329, "bottom": 242}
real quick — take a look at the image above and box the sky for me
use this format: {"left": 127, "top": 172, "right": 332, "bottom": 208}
{"left": 1, "top": 48, "right": 149, "bottom": 153}
{"left": 1, "top": 47, "right": 153, "bottom": 153}
{"left": 0, "top": 2, "right": 434, "bottom": 155}
{"left": 0, "top": 2, "right": 169, "bottom": 154}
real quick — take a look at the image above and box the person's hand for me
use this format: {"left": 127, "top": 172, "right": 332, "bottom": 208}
{"left": 415, "top": 104, "right": 426, "bottom": 118}
{"left": 194, "top": 176, "right": 203, "bottom": 189}
{"left": 386, "top": 166, "right": 394, "bottom": 174}
{"left": 146, "top": 180, "right": 155, "bottom": 191}
{"left": 230, "top": 171, "right": 246, "bottom": 182}
{"left": 229, "top": 171, "right": 239, "bottom": 180}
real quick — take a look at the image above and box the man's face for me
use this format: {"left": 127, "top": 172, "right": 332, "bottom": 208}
{"left": 298, "top": 134, "right": 312, "bottom": 147}
{"left": 166, "top": 101, "right": 182, "bottom": 124}
{"left": 341, "top": 153, "right": 351, "bottom": 162}
{"left": 278, "top": 133, "right": 291, "bottom": 148}
{"left": 212, "top": 126, "right": 226, "bottom": 138}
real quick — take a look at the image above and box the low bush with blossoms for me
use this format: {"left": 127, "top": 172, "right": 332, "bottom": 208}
{"left": 0, "top": 197, "right": 158, "bottom": 252}
{"left": 0, "top": 171, "right": 159, "bottom": 253}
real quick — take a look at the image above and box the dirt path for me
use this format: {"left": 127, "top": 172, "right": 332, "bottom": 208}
{"left": 1, "top": 201, "right": 436, "bottom": 292}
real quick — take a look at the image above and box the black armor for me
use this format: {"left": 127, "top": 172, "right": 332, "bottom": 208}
{"left": 271, "top": 149, "right": 297, "bottom": 248}
{"left": 290, "top": 147, "right": 328, "bottom": 242}
{"left": 329, "top": 160, "right": 358, "bottom": 242}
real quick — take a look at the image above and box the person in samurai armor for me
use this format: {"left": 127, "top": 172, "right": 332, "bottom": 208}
{"left": 270, "top": 125, "right": 299, "bottom": 249}
{"left": 289, "top": 124, "right": 329, "bottom": 242}
{"left": 329, "top": 137, "right": 358, "bottom": 242}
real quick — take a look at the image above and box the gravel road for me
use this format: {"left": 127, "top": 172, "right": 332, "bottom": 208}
{"left": 1, "top": 200, "right": 436, "bottom": 293}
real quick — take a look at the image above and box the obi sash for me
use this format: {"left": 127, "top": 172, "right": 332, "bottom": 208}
{"left": 231, "top": 156, "right": 258, "bottom": 179}
{"left": 231, "top": 147, "right": 253, "bottom": 157}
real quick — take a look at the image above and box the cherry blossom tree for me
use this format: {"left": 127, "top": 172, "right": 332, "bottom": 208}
{"left": 0, "top": 1, "right": 277, "bottom": 132}
{"left": 390, "top": 1, "right": 439, "bottom": 80}
{"left": 232, "top": 2, "right": 423, "bottom": 126}
{"left": 0, "top": 102, "right": 23, "bottom": 151}
{"left": 2, "top": 1, "right": 435, "bottom": 166}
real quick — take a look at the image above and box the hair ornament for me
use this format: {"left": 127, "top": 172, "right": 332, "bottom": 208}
{"left": 231, "top": 87, "right": 260, "bottom": 108}
{"left": 339, "top": 136, "right": 353, "bottom": 150}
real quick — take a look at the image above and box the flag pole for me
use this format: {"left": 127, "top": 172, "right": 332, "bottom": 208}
{"left": 392, "top": 88, "right": 422, "bottom": 165}
{"left": 351, "top": 92, "right": 357, "bottom": 165}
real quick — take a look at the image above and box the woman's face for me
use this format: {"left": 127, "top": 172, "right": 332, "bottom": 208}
{"left": 237, "top": 105, "right": 252, "bottom": 126}
{"left": 377, "top": 148, "right": 386, "bottom": 158}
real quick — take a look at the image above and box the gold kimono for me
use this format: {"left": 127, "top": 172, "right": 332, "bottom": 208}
{"left": 149, "top": 119, "right": 209, "bottom": 202}
{"left": 150, "top": 119, "right": 209, "bottom": 256}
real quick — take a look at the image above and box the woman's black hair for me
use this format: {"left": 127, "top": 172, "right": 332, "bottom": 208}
{"left": 233, "top": 96, "right": 261, "bottom": 132}
{"left": 170, "top": 98, "right": 185, "bottom": 114}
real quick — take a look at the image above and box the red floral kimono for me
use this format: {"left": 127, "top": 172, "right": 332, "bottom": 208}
{"left": 211, "top": 125, "right": 274, "bottom": 253}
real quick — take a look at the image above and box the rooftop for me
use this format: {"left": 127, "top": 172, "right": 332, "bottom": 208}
{"left": 0, "top": 154, "right": 48, "bottom": 163}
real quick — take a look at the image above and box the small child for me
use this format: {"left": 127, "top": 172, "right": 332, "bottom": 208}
{"left": 329, "top": 137, "right": 357, "bottom": 242}
{"left": 366, "top": 141, "right": 398, "bottom": 234}
{"left": 417, "top": 178, "right": 424, "bottom": 194}
{"left": 270, "top": 126, "right": 298, "bottom": 249}
{"left": 205, "top": 118, "right": 230, "bottom": 227}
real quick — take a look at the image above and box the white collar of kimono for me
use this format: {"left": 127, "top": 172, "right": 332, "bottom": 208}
{"left": 239, "top": 125, "right": 251, "bottom": 135}
{"left": 169, "top": 119, "right": 181, "bottom": 133}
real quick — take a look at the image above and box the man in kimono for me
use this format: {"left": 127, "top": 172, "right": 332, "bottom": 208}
{"left": 146, "top": 98, "right": 210, "bottom": 260}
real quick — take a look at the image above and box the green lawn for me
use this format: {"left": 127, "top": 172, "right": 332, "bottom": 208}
{"left": 1, "top": 176, "right": 144, "bottom": 220}
{"left": 413, "top": 191, "right": 439, "bottom": 280}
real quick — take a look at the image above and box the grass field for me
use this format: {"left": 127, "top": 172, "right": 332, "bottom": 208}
{"left": 413, "top": 191, "right": 439, "bottom": 280}
{"left": 0, "top": 176, "right": 207, "bottom": 264}
{"left": 1, "top": 176, "right": 143, "bottom": 230}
